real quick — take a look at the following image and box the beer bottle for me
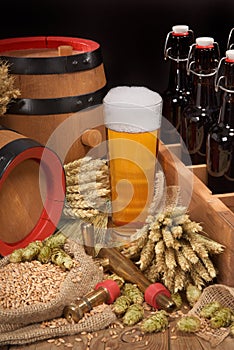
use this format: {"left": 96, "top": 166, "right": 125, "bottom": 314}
{"left": 161, "top": 25, "right": 194, "bottom": 144}
{"left": 206, "top": 49, "right": 234, "bottom": 194}
{"left": 181, "top": 37, "right": 220, "bottom": 165}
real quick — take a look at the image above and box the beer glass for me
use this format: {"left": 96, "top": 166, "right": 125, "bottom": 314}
{"left": 103, "top": 86, "right": 162, "bottom": 228}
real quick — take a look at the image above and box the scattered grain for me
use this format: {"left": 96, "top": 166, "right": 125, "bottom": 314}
{"left": 111, "top": 334, "right": 118, "bottom": 339}
{"left": 47, "top": 339, "right": 55, "bottom": 343}
{"left": 75, "top": 338, "right": 82, "bottom": 342}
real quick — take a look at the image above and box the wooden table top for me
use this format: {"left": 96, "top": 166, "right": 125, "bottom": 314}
{"left": 2, "top": 318, "right": 233, "bottom": 350}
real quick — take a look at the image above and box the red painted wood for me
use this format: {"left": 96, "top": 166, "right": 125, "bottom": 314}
{"left": 0, "top": 36, "right": 99, "bottom": 53}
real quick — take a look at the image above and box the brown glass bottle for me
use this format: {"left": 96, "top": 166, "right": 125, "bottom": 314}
{"left": 161, "top": 25, "right": 194, "bottom": 144}
{"left": 207, "top": 50, "right": 234, "bottom": 194}
{"left": 181, "top": 37, "right": 220, "bottom": 165}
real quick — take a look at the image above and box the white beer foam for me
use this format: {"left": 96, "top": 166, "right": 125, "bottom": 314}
{"left": 103, "top": 86, "right": 162, "bottom": 132}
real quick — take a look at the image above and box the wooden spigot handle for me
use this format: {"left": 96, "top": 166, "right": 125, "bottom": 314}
{"left": 58, "top": 45, "right": 73, "bottom": 56}
{"left": 81, "top": 223, "right": 176, "bottom": 312}
{"left": 81, "top": 129, "right": 102, "bottom": 147}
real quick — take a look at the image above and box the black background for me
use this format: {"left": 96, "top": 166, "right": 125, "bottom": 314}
{"left": 1, "top": 0, "right": 233, "bottom": 94}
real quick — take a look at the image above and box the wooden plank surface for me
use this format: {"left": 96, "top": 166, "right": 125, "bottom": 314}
{"left": 5, "top": 324, "right": 234, "bottom": 350}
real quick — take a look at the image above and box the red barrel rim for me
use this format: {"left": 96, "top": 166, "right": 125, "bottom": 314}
{"left": 0, "top": 146, "right": 65, "bottom": 256}
{"left": 0, "top": 36, "right": 100, "bottom": 53}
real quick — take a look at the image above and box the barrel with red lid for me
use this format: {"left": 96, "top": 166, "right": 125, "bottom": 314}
{"left": 0, "top": 36, "right": 107, "bottom": 163}
{"left": 0, "top": 126, "right": 65, "bottom": 256}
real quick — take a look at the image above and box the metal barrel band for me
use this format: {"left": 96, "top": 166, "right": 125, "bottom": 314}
{"left": 0, "top": 47, "right": 103, "bottom": 75}
{"left": 0, "top": 138, "right": 41, "bottom": 179}
{"left": 7, "top": 85, "right": 107, "bottom": 115}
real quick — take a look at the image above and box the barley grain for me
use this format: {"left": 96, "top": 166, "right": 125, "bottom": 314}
{"left": 75, "top": 338, "right": 82, "bottom": 342}
{"left": 171, "top": 335, "right": 178, "bottom": 339}
{"left": 0, "top": 261, "right": 68, "bottom": 309}
{"left": 47, "top": 339, "right": 55, "bottom": 343}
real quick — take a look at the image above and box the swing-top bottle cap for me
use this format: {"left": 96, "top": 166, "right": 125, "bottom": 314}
{"left": 196, "top": 37, "right": 214, "bottom": 47}
{"left": 172, "top": 25, "right": 189, "bottom": 34}
{"left": 226, "top": 49, "right": 234, "bottom": 62}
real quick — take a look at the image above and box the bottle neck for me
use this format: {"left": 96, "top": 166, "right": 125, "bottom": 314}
{"left": 218, "top": 60, "right": 234, "bottom": 126}
{"left": 192, "top": 75, "right": 218, "bottom": 108}
{"left": 169, "top": 34, "right": 193, "bottom": 59}
{"left": 225, "top": 60, "right": 234, "bottom": 89}
{"left": 194, "top": 47, "right": 218, "bottom": 73}
{"left": 219, "top": 92, "right": 234, "bottom": 127}
{"left": 189, "top": 47, "right": 219, "bottom": 107}
{"left": 168, "top": 59, "right": 190, "bottom": 91}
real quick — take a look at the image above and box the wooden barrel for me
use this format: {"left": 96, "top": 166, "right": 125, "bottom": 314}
{"left": 0, "top": 36, "right": 107, "bottom": 164}
{"left": 0, "top": 126, "right": 65, "bottom": 256}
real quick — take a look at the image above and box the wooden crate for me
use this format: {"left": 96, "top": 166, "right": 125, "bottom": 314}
{"left": 158, "top": 142, "right": 234, "bottom": 287}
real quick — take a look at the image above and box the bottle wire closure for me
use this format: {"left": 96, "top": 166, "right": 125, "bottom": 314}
{"left": 227, "top": 28, "right": 234, "bottom": 50}
{"left": 164, "top": 26, "right": 194, "bottom": 62}
{"left": 215, "top": 50, "right": 234, "bottom": 93}
{"left": 187, "top": 40, "right": 220, "bottom": 78}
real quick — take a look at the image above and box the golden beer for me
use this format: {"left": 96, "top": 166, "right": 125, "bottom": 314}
{"left": 107, "top": 128, "right": 159, "bottom": 226}
{"left": 103, "top": 86, "right": 162, "bottom": 228}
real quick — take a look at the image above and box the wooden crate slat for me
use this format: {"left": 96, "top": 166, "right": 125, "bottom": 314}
{"left": 158, "top": 142, "right": 234, "bottom": 287}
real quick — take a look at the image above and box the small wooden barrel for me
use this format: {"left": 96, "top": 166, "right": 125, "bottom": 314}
{"left": 0, "top": 36, "right": 107, "bottom": 163}
{"left": 0, "top": 126, "right": 65, "bottom": 256}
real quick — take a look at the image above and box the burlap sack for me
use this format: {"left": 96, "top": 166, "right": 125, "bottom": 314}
{"left": 0, "top": 240, "right": 117, "bottom": 345}
{"left": 0, "top": 304, "right": 116, "bottom": 346}
{"left": 0, "top": 240, "right": 104, "bottom": 326}
{"left": 188, "top": 284, "right": 234, "bottom": 346}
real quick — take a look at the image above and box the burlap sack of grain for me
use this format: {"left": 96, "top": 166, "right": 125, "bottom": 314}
{"left": 188, "top": 284, "right": 234, "bottom": 346}
{"left": 0, "top": 239, "right": 116, "bottom": 345}
{"left": 0, "top": 304, "right": 116, "bottom": 346}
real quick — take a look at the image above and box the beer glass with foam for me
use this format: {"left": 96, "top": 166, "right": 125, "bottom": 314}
{"left": 103, "top": 86, "right": 162, "bottom": 228}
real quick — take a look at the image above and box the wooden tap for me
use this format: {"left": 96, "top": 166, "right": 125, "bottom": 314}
{"left": 81, "top": 223, "right": 176, "bottom": 312}
{"left": 81, "top": 129, "right": 102, "bottom": 147}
